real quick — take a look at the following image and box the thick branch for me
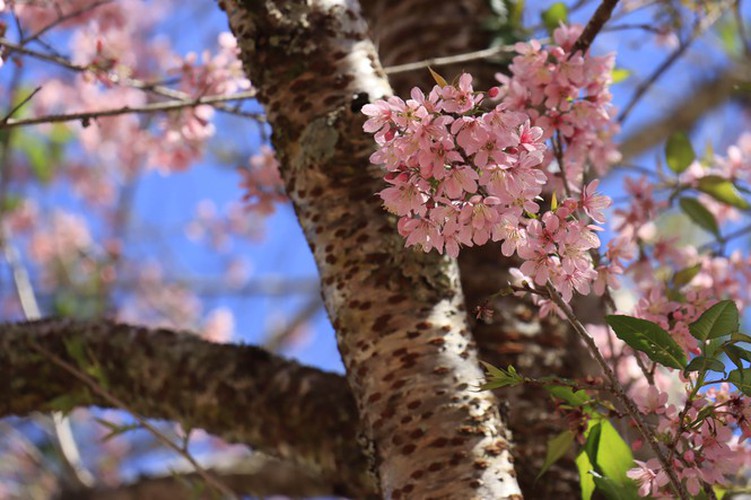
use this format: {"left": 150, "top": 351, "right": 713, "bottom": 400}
{"left": 619, "top": 62, "right": 751, "bottom": 162}
{"left": 0, "top": 319, "right": 374, "bottom": 498}
{"left": 221, "top": 0, "right": 521, "bottom": 497}
{"left": 62, "top": 455, "right": 335, "bottom": 500}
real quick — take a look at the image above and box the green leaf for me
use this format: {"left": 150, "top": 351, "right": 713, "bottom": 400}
{"left": 0, "top": 195, "right": 23, "bottom": 214}
{"left": 592, "top": 420, "right": 634, "bottom": 485}
{"left": 541, "top": 2, "right": 567, "bottom": 35}
{"left": 727, "top": 368, "right": 751, "bottom": 396}
{"left": 689, "top": 300, "right": 739, "bottom": 344}
{"left": 509, "top": 0, "right": 524, "bottom": 27}
{"left": 580, "top": 420, "right": 638, "bottom": 499}
{"left": 576, "top": 451, "right": 596, "bottom": 500}
{"left": 545, "top": 385, "right": 589, "bottom": 406}
{"left": 537, "top": 430, "right": 575, "bottom": 479}
{"left": 665, "top": 132, "right": 695, "bottom": 174}
{"left": 697, "top": 175, "right": 750, "bottom": 210}
{"left": 583, "top": 422, "right": 602, "bottom": 471}
{"left": 479, "top": 361, "right": 523, "bottom": 390}
{"left": 611, "top": 68, "right": 631, "bottom": 84}
{"left": 683, "top": 355, "right": 726, "bottom": 376}
{"left": 94, "top": 418, "right": 140, "bottom": 442}
{"left": 592, "top": 473, "right": 639, "bottom": 500}
{"left": 672, "top": 263, "right": 702, "bottom": 287}
{"left": 679, "top": 197, "right": 720, "bottom": 236}
{"left": 606, "top": 315, "right": 687, "bottom": 369}
{"left": 46, "top": 394, "right": 78, "bottom": 415}
{"left": 716, "top": 17, "right": 741, "bottom": 57}
{"left": 14, "top": 132, "right": 55, "bottom": 184}
{"left": 731, "top": 332, "right": 751, "bottom": 344}
{"left": 722, "top": 344, "right": 750, "bottom": 372}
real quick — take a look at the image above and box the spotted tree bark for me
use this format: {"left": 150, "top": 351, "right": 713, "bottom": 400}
{"left": 0, "top": 319, "right": 373, "bottom": 498}
{"left": 219, "top": 0, "right": 522, "bottom": 497}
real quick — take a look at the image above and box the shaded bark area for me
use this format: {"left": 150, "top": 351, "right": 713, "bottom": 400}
{"left": 361, "top": 1, "right": 587, "bottom": 495}
{"left": 361, "top": 0, "right": 505, "bottom": 91}
{"left": 62, "top": 455, "right": 334, "bottom": 500}
{"left": 221, "top": 0, "right": 521, "bottom": 497}
{"left": 0, "top": 319, "right": 373, "bottom": 498}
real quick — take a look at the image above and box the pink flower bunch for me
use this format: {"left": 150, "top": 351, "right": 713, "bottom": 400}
{"left": 238, "top": 145, "right": 287, "bottom": 214}
{"left": 175, "top": 32, "right": 253, "bottom": 97}
{"left": 495, "top": 24, "right": 621, "bottom": 184}
{"left": 363, "top": 72, "right": 612, "bottom": 303}
{"left": 185, "top": 199, "right": 266, "bottom": 250}
{"left": 628, "top": 386, "right": 750, "bottom": 496}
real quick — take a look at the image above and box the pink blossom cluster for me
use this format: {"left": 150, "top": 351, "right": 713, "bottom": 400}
{"left": 185, "top": 198, "right": 266, "bottom": 249}
{"left": 238, "top": 145, "right": 287, "bottom": 214}
{"left": 363, "top": 69, "right": 612, "bottom": 303}
{"left": 494, "top": 24, "right": 622, "bottom": 185}
{"left": 628, "top": 385, "right": 750, "bottom": 496}
{"left": 612, "top": 134, "right": 751, "bottom": 355}
{"left": 599, "top": 133, "right": 751, "bottom": 495}
{"left": 10, "top": 0, "right": 253, "bottom": 174}
{"left": 173, "top": 31, "right": 252, "bottom": 97}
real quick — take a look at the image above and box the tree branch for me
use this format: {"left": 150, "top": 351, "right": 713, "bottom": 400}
{"left": 0, "top": 318, "right": 375, "bottom": 498}
{"left": 220, "top": 0, "right": 521, "bottom": 497}
{"left": 571, "top": 0, "right": 620, "bottom": 56}
{"left": 61, "top": 454, "right": 336, "bottom": 500}
{"left": 0, "top": 91, "right": 259, "bottom": 129}
{"left": 619, "top": 62, "right": 751, "bottom": 162}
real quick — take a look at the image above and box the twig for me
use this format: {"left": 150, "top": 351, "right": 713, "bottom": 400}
{"left": 1, "top": 86, "right": 42, "bottom": 124}
{"left": 0, "top": 38, "right": 263, "bottom": 121}
{"left": 30, "top": 341, "right": 238, "bottom": 499}
{"left": 570, "top": 0, "right": 620, "bottom": 56}
{"left": 618, "top": 4, "right": 727, "bottom": 124}
{"left": 384, "top": 44, "right": 518, "bottom": 76}
{"left": 698, "top": 221, "right": 751, "bottom": 253}
{"left": 264, "top": 297, "right": 322, "bottom": 352}
{"left": 0, "top": 91, "right": 258, "bottom": 129}
{"left": 617, "top": 37, "right": 693, "bottom": 123}
{"left": 545, "top": 284, "right": 690, "bottom": 499}
{"left": 21, "top": 0, "right": 114, "bottom": 44}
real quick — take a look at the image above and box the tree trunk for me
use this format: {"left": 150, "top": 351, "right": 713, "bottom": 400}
{"left": 219, "top": 0, "right": 522, "bottom": 497}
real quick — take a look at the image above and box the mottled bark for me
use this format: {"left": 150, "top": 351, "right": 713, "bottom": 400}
{"left": 220, "top": 0, "right": 521, "bottom": 497}
{"left": 361, "top": 1, "right": 587, "bottom": 494}
{"left": 0, "top": 319, "right": 373, "bottom": 498}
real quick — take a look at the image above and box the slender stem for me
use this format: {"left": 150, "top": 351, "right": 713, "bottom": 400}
{"left": 384, "top": 44, "right": 518, "bottom": 76}
{"left": 570, "top": 0, "right": 620, "bottom": 56}
{"left": 0, "top": 91, "right": 258, "bottom": 129}
{"left": 546, "top": 284, "right": 690, "bottom": 499}
{"left": 618, "top": 3, "right": 728, "bottom": 124}
{"left": 21, "top": 0, "right": 114, "bottom": 44}
{"left": 1, "top": 86, "right": 42, "bottom": 123}
{"left": 0, "top": 38, "right": 263, "bottom": 121}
